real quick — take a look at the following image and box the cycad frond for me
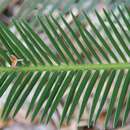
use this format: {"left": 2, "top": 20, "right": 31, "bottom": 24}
{"left": 0, "top": 6, "right": 130, "bottom": 128}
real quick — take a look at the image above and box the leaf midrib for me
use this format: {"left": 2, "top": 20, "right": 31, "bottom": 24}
{"left": 0, "top": 63, "right": 130, "bottom": 72}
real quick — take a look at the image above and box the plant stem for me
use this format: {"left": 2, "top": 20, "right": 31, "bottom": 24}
{"left": 0, "top": 63, "right": 130, "bottom": 72}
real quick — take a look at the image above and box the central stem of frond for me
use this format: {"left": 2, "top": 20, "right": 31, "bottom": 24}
{"left": 0, "top": 63, "right": 130, "bottom": 72}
